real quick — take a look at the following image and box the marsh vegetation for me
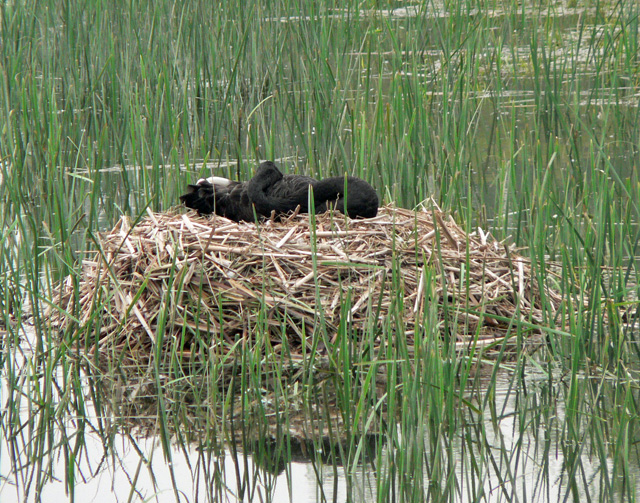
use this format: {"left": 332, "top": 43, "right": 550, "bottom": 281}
{"left": 1, "top": 0, "right": 639, "bottom": 501}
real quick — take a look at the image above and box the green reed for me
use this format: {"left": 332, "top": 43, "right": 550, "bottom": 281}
{"left": 1, "top": 0, "right": 639, "bottom": 501}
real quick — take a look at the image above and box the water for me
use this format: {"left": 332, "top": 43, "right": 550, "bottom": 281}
{"left": 2, "top": 1, "right": 639, "bottom": 501}
{"left": 3, "top": 335, "right": 639, "bottom": 502}
{"left": 1, "top": 427, "right": 365, "bottom": 502}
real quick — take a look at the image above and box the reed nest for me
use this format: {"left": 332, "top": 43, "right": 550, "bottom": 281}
{"left": 52, "top": 203, "right": 563, "bottom": 367}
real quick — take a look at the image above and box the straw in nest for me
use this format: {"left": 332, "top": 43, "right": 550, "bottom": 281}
{"left": 51, "top": 203, "right": 564, "bottom": 365}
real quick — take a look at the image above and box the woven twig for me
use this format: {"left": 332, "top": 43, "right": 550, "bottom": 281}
{"left": 51, "top": 203, "right": 565, "bottom": 365}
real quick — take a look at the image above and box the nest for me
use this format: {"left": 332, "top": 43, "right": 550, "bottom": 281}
{"left": 52, "top": 203, "right": 564, "bottom": 367}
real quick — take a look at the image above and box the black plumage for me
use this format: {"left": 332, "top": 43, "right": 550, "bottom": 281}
{"left": 180, "top": 161, "right": 378, "bottom": 222}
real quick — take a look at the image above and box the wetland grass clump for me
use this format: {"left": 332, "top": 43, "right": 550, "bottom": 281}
{"left": 1, "top": 0, "right": 640, "bottom": 500}
{"left": 51, "top": 203, "right": 569, "bottom": 374}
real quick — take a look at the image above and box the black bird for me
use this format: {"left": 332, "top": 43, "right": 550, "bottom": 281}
{"left": 180, "top": 161, "right": 378, "bottom": 222}
{"left": 179, "top": 176, "right": 255, "bottom": 221}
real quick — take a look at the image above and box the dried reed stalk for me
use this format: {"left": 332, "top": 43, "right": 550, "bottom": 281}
{"left": 51, "top": 203, "right": 564, "bottom": 365}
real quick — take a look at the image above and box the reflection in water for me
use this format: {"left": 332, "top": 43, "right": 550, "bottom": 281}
{"left": 2, "top": 1, "right": 640, "bottom": 500}
{"left": 0, "top": 327, "right": 383, "bottom": 501}
{"left": 2, "top": 331, "right": 639, "bottom": 503}
{"left": 465, "top": 372, "right": 640, "bottom": 502}
{"left": 0, "top": 429, "right": 364, "bottom": 502}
